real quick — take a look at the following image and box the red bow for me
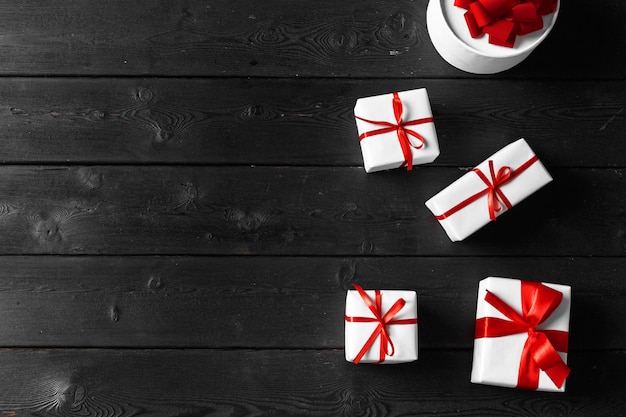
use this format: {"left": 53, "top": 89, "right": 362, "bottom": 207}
{"left": 475, "top": 280, "right": 570, "bottom": 390}
{"left": 434, "top": 154, "right": 538, "bottom": 221}
{"left": 474, "top": 159, "right": 513, "bottom": 220}
{"left": 356, "top": 92, "right": 433, "bottom": 171}
{"left": 345, "top": 284, "right": 418, "bottom": 364}
{"left": 454, "top": 0, "right": 558, "bottom": 47}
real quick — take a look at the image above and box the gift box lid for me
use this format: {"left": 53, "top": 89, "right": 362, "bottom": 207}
{"left": 427, "top": 0, "right": 560, "bottom": 74}
{"left": 444, "top": 0, "right": 560, "bottom": 57}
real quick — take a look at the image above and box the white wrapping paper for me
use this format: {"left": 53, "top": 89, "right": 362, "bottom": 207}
{"left": 426, "top": 0, "right": 559, "bottom": 74}
{"left": 471, "top": 277, "right": 571, "bottom": 392}
{"left": 354, "top": 88, "right": 439, "bottom": 173}
{"left": 425, "top": 138, "right": 552, "bottom": 242}
{"left": 345, "top": 288, "right": 418, "bottom": 364}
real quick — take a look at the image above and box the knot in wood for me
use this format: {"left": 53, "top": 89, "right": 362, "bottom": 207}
{"left": 147, "top": 275, "right": 164, "bottom": 290}
{"left": 240, "top": 104, "right": 272, "bottom": 121}
{"left": 33, "top": 217, "right": 62, "bottom": 244}
{"left": 252, "top": 26, "right": 286, "bottom": 46}
{"left": 136, "top": 87, "right": 154, "bottom": 103}
{"left": 343, "top": 392, "right": 373, "bottom": 416}
{"left": 58, "top": 384, "right": 86, "bottom": 411}
{"left": 86, "top": 109, "right": 105, "bottom": 121}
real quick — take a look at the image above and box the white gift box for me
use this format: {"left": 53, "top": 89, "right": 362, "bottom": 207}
{"left": 471, "top": 277, "right": 571, "bottom": 392}
{"left": 425, "top": 138, "right": 552, "bottom": 242}
{"left": 426, "top": 0, "right": 560, "bottom": 74}
{"left": 354, "top": 88, "right": 440, "bottom": 173}
{"left": 345, "top": 286, "right": 418, "bottom": 364}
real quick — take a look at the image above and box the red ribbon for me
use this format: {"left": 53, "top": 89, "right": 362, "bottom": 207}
{"left": 434, "top": 154, "right": 539, "bottom": 221}
{"left": 345, "top": 284, "right": 418, "bottom": 364}
{"left": 454, "top": 0, "right": 558, "bottom": 47}
{"left": 475, "top": 280, "right": 570, "bottom": 390}
{"left": 356, "top": 92, "right": 433, "bottom": 171}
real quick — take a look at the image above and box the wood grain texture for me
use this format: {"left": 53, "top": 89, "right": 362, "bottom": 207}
{"left": 0, "top": 166, "right": 622, "bottom": 256}
{"left": 1, "top": 78, "right": 625, "bottom": 166}
{"left": 0, "top": 256, "right": 622, "bottom": 349}
{"left": 0, "top": 0, "right": 624, "bottom": 413}
{"left": 0, "top": 349, "right": 624, "bottom": 416}
{"left": 0, "top": 0, "right": 623, "bottom": 78}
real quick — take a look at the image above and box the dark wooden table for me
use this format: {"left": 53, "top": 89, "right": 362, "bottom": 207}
{"left": 0, "top": 1, "right": 625, "bottom": 415}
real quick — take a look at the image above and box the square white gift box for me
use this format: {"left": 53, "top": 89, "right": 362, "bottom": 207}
{"left": 354, "top": 88, "right": 440, "bottom": 173}
{"left": 426, "top": 0, "right": 560, "bottom": 74}
{"left": 471, "top": 277, "right": 571, "bottom": 392}
{"left": 345, "top": 284, "right": 418, "bottom": 364}
{"left": 425, "top": 138, "right": 552, "bottom": 242}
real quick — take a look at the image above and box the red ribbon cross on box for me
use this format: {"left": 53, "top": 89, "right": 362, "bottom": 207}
{"left": 434, "top": 154, "right": 539, "bottom": 221}
{"left": 454, "top": 0, "right": 558, "bottom": 47}
{"left": 345, "top": 284, "right": 418, "bottom": 364}
{"left": 356, "top": 92, "right": 433, "bottom": 171}
{"left": 475, "top": 280, "right": 570, "bottom": 390}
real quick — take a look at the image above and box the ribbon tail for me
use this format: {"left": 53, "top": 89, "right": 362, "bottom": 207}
{"left": 487, "top": 190, "right": 498, "bottom": 220}
{"left": 541, "top": 358, "right": 570, "bottom": 389}
{"left": 397, "top": 128, "right": 413, "bottom": 171}
{"left": 517, "top": 336, "right": 541, "bottom": 390}
{"left": 380, "top": 331, "right": 394, "bottom": 363}
{"left": 353, "top": 324, "right": 383, "bottom": 364}
{"left": 531, "top": 332, "right": 570, "bottom": 388}
{"left": 519, "top": 331, "right": 570, "bottom": 389}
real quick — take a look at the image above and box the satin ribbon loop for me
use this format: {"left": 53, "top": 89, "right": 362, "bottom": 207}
{"left": 473, "top": 160, "right": 514, "bottom": 220}
{"left": 475, "top": 281, "right": 570, "bottom": 389}
{"left": 392, "top": 93, "right": 404, "bottom": 125}
{"left": 454, "top": 0, "right": 557, "bottom": 47}
{"left": 345, "top": 284, "right": 417, "bottom": 364}
{"left": 509, "top": 2, "right": 540, "bottom": 22}
{"left": 356, "top": 92, "right": 433, "bottom": 171}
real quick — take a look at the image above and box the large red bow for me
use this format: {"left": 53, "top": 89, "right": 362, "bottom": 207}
{"left": 454, "top": 0, "right": 558, "bottom": 47}
{"left": 345, "top": 284, "right": 418, "bottom": 364}
{"left": 356, "top": 92, "right": 433, "bottom": 171}
{"left": 475, "top": 280, "right": 570, "bottom": 390}
{"left": 434, "top": 154, "right": 539, "bottom": 221}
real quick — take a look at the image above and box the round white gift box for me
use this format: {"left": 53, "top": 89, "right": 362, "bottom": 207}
{"left": 427, "top": 0, "right": 559, "bottom": 74}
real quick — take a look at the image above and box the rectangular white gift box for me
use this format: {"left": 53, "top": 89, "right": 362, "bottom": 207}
{"left": 354, "top": 88, "right": 440, "bottom": 173}
{"left": 345, "top": 287, "right": 418, "bottom": 364}
{"left": 425, "top": 138, "right": 552, "bottom": 241}
{"left": 471, "top": 277, "right": 571, "bottom": 392}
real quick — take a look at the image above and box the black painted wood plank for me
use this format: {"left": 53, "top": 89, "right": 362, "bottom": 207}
{"left": 2, "top": 78, "right": 625, "bottom": 167}
{"left": 0, "top": 256, "right": 621, "bottom": 349}
{"left": 0, "top": 1, "right": 622, "bottom": 78}
{"left": 0, "top": 166, "right": 622, "bottom": 256}
{"left": 0, "top": 349, "right": 623, "bottom": 416}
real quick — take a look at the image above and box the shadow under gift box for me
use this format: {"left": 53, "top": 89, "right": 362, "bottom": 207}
{"left": 427, "top": 0, "right": 560, "bottom": 74}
